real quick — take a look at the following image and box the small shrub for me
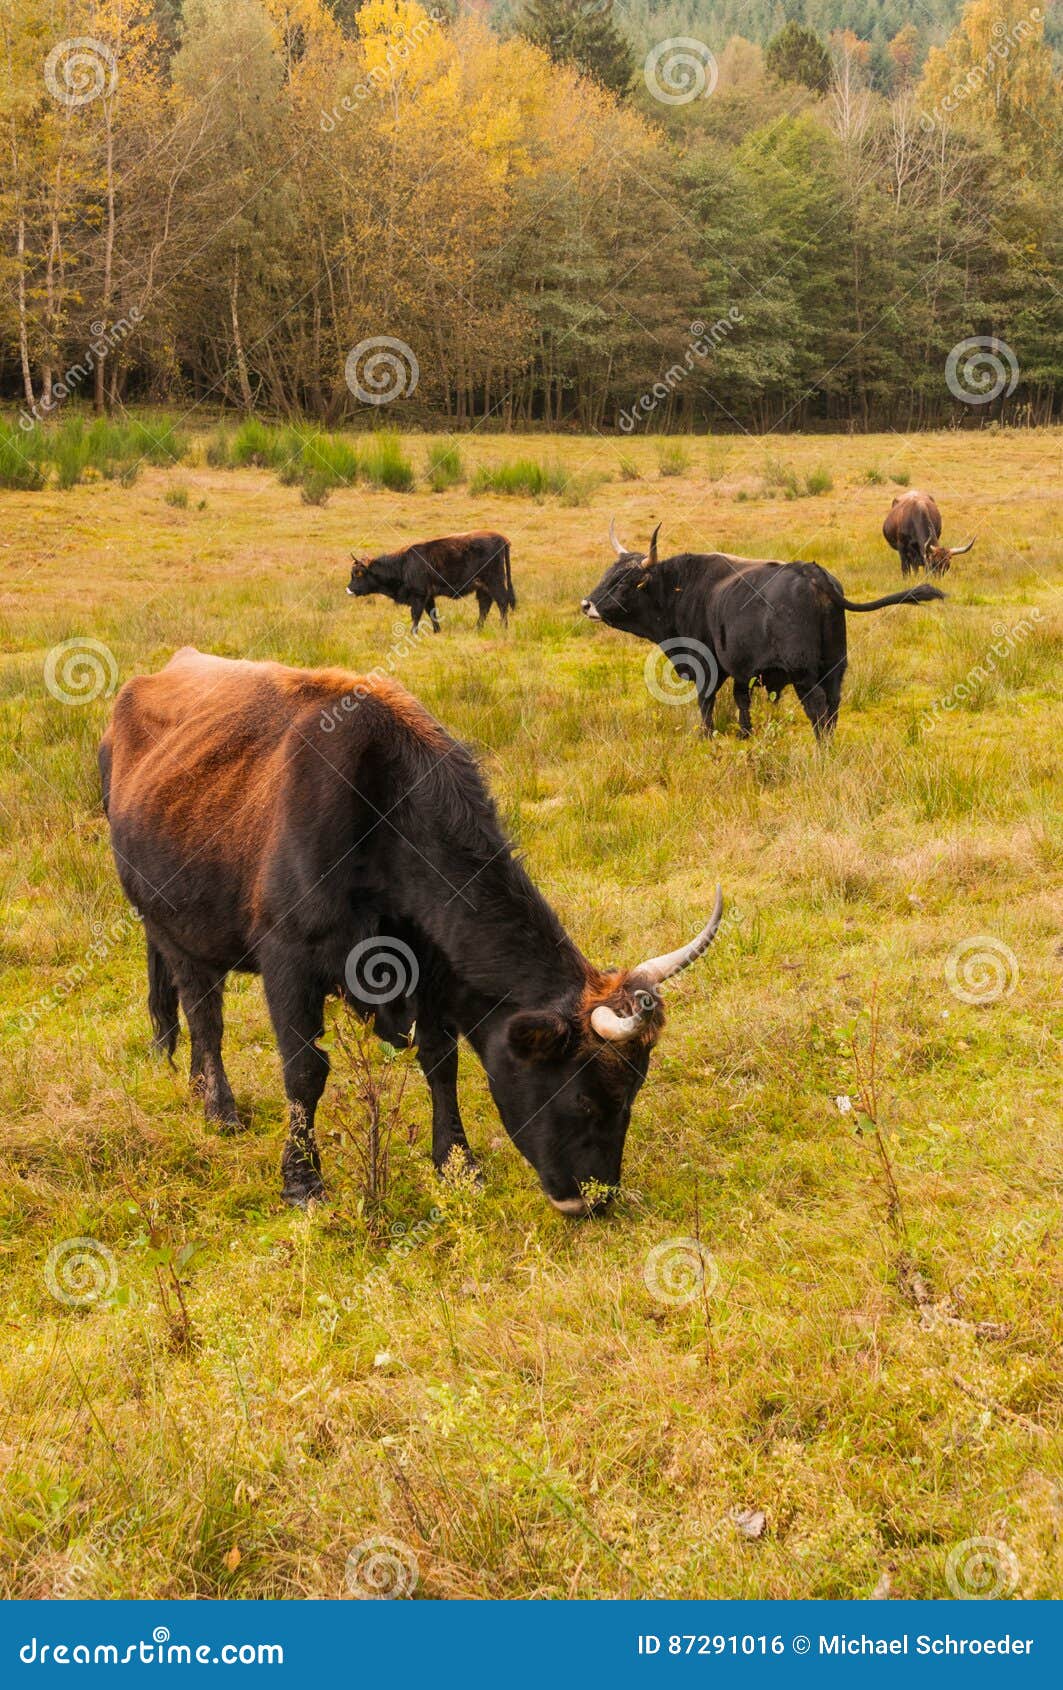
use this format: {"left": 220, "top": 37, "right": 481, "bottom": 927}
{"left": 470, "top": 458, "right": 568, "bottom": 498}
{"left": 617, "top": 454, "right": 640, "bottom": 481}
{"left": 658, "top": 441, "right": 691, "bottom": 477}
{"left": 559, "top": 469, "right": 606, "bottom": 507}
{"left": 230, "top": 417, "right": 279, "bottom": 468}
{"left": 0, "top": 426, "right": 46, "bottom": 490}
{"left": 361, "top": 429, "right": 413, "bottom": 491}
{"left": 862, "top": 465, "right": 886, "bottom": 485}
{"left": 204, "top": 430, "right": 232, "bottom": 468}
{"left": 426, "top": 440, "right": 463, "bottom": 491}
{"left": 115, "top": 460, "right": 140, "bottom": 488}
{"left": 763, "top": 456, "right": 800, "bottom": 499}
{"left": 302, "top": 431, "right": 359, "bottom": 488}
{"left": 891, "top": 466, "right": 911, "bottom": 486}
{"left": 165, "top": 484, "right": 190, "bottom": 508}
{"left": 804, "top": 465, "right": 833, "bottom": 496}
{"left": 300, "top": 467, "right": 332, "bottom": 505}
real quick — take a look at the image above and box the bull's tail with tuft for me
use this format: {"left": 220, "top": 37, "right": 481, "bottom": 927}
{"left": 147, "top": 939, "right": 180, "bottom": 1061}
{"left": 828, "top": 580, "right": 946, "bottom": 613}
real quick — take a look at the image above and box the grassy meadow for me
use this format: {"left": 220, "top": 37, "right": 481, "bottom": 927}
{"left": 1, "top": 420, "right": 1060, "bottom": 1600}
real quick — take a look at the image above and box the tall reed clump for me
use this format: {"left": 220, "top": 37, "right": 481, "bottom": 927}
{"left": 361, "top": 428, "right": 414, "bottom": 491}
{"left": 425, "top": 440, "right": 463, "bottom": 491}
{"left": 470, "top": 458, "right": 570, "bottom": 498}
{"left": 0, "top": 412, "right": 185, "bottom": 488}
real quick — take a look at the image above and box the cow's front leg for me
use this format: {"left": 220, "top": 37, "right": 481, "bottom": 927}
{"left": 733, "top": 678, "right": 753, "bottom": 739}
{"left": 427, "top": 599, "right": 441, "bottom": 633}
{"left": 696, "top": 677, "right": 722, "bottom": 736}
{"left": 409, "top": 596, "right": 426, "bottom": 633}
{"left": 261, "top": 949, "right": 328, "bottom": 1205}
{"left": 416, "top": 1015, "right": 478, "bottom": 1178}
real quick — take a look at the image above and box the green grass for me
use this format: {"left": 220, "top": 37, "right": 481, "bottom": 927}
{"left": 471, "top": 457, "right": 571, "bottom": 498}
{"left": 360, "top": 428, "right": 414, "bottom": 492}
{"left": 0, "top": 422, "right": 1060, "bottom": 1599}
{"left": 425, "top": 440, "right": 463, "bottom": 492}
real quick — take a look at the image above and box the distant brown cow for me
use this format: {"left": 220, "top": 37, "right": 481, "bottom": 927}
{"left": 347, "top": 530, "right": 514, "bottom": 631}
{"left": 883, "top": 490, "right": 974, "bottom": 577}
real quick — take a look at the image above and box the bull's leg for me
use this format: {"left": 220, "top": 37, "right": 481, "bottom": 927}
{"left": 416, "top": 1013, "right": 478, "bottom": 1176}
{"left": 168, "top": 956, "right": 239, "bottom": 1127}
{"left": 475, "top": 588, "right": 492, "bottom": 629}
{"left": 260, "top": 952, "right": 328, "bottom": 1205}
{"left": 696, "top": 677, "right": 722, "bottom": 735}
{"left": 409, "top": 596, "right": 426, "bottom": 633}
{"left": 427, "top": 598, "right": 441, "bottom": 633}
{"left": 794, "top": 675, "right": 832, "bottom": 740}
{"left": 821, "top": 668, "right": 845, "bottom": 735}
{"left": 733, "top": 678, "right": 753, "bottom": 739}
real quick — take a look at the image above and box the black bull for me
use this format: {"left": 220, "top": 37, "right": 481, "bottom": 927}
{"left": 582, "top": 525, "right": 945, "bottom": 739}
{"left": 347, "top": 531, "right": 515, "bottom": 631}
{"left": 99, "top": 648, "right": 723, "bottom": 1216}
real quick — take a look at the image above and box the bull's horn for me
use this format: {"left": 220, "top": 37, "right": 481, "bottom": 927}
{"left": 632, "top": 885, "right": 724, "bottom": 987}
{"left": 591, "top": 1001, "right": 650, "bottom": 1042}
{"left": 923, "top": 536, "right": 935, "bottom": 561}
{"left": 646, "top": 522, "right": 662, "bottom": 568}
{"left": 948, "top": 537, "right": 975, "bottom": 556}
{"left": 609, "top": 516, "right": 626, "bottom": 557}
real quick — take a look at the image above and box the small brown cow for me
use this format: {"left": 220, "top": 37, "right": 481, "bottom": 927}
{"left": 883, "top": 490, "right": 974, "bottom": 577}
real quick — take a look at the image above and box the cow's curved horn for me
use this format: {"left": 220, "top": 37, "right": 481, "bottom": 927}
{"left": 609, "top": 516, "right": 626, "bottom": 557}
{"left": 923, "top": 536, "right": 935, "bottom": 561}
{"left": 591, "top": 1001, "right": 649, "bottom": 1042}
{"left": 948, "top": 537, "right": 975, "bottom": 556}
{"left": 632, "top": 885, "right": 724, "bottom": 987}
{"left": 645, "top": 523, "right": 662, "bottom": 568}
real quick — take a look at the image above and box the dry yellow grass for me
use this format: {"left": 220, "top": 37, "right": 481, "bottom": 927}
{"left": 1, "top": 423, "right": 1060, "bottom": 1599}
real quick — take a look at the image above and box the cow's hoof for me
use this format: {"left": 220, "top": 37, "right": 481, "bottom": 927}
{"left": 282, "top": 1181, "right": 326, "bottom": 1209}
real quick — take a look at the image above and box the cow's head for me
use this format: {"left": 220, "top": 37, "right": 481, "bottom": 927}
{"left": 482, "top": 888, "right": 724, "bottom": 1215}
{"left": 580, "top": 519, "right": 668, "bottom": 639}
{"left": 923, "top": 535, "right": 974, "bottom": 576}
{"left": 346, "top": 555, "right": 376, "bottom": 597}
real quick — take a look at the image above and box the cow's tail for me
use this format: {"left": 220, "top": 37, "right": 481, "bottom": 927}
{"left": 503, "top": 542, "right": 516, "bottom": 611}
{"left": 147, "top": 939, "right": 180, "bottom": 1062}
{"left": 826, "top": 579, "right": 945, "bottom": 613}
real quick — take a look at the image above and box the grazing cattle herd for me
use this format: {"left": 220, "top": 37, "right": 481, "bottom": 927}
{"left": 101, "top": 485, "right": 971, "bottom": 1212}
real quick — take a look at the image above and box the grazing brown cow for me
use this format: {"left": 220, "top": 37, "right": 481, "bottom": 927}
{"left": 883, "top": 490, "right": 974, "bottom": 577}
{"left": 100, "top": 648, "right": 723, "bottom": 1214}
{"left": 347, "top": 531, "right": 514, "bottom": 631}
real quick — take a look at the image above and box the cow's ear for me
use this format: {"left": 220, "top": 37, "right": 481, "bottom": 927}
{"left": 506, "top": 1009, "right": 575, "bottom": 1064}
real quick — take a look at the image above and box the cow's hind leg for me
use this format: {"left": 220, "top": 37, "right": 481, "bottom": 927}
{"left": 794, "top": 674, "right": 833, "bottom": 740}
{"left": 475, "top": 588, "right": 492, "bottom": 629}
{"left": 821, "top": 666, "right": 845, "bottom": 735}
{"left": 260, "top": 950, "right": 329, "bottom": 1205}
{"left": 168, "top": 954, "right": 239, "bottom": 1127}
{"left": 733, "top": 678, "right": 753, "bottom": 739}
{"left": 427, "top": 598, "right": 441, "bottom": 633}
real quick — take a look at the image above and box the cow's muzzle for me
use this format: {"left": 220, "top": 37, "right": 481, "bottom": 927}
{"left": 581, "top": 599, "right": 600, "bottom": 619}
